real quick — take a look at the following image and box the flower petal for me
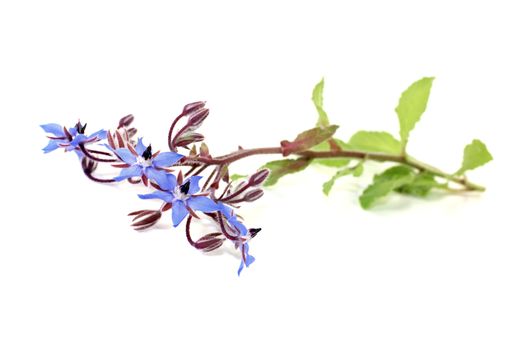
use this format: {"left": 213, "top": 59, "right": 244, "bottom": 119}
{"left": 171, "top": 200, "right": 189, "bottom": 227}
{"left": 187, "top": 176, "right": 203, "bottom": 195}
{"left": 40, "top": 123, "right": 65, "bottom": 137}
{"left": 113, "top": 148, "right": 137, "bottom": 165}
{"left": 152, "top": 152, "right": 184, "bottom": 167}
{"left": 138, "top": 191, "right": 174, "bottom": 202}
{"left": 217, "top": 203, "right": 235, "bottom": 219}
{"left": 145, "top": 167, "right": 170, "bottom": 188}
{"left": 114, "top": 165, "right": 142, "bottom": 181}
{"left": 159, "top": 173, "right": 177, "bottom": 191}
{"left": 230, "top": 216, "right": 248, "bottom": 236}
{"left": 187, "top": 196, "right": 219, "bottom": 213}
{"left": 42, "top": 140, "right": 60, "bottom": 153}
{"left": 135, "top": 137, "right": 146, "bottom": 155}
{"left": 88, "top": 129, "right": 107, "bottom": 140}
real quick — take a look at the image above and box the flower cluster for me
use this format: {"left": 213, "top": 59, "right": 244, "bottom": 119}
{"left": 41, "top": 103, "right": 268, "bottom": 275}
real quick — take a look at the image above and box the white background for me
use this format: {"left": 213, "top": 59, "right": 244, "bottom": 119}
{"left": 1, "top": 1, "right": 524, "bottom": 349}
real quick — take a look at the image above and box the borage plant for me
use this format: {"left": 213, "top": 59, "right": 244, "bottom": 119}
{"left": 42, "top": 77, "right": 492, "bottom": 275}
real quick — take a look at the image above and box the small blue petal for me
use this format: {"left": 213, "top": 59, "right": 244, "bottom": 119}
{"left": 159, "top": 173, "right": 177, "bottom": 191}
{"left": 40, "top": 123, "right": 65, "bottom": 137}
{"left": 69, "top": 134, "right": 88, "bottom": 147}
{"left": 152, "top": 152, "right": 184, "bottom": 167}
{"left": 88, "top": 129, "right": 107, "bottom": 140}
{"left": 42, "top": 140, "right": 60, "bottom": 153}
{"left": 217, "top": 203, "right": 235, "bottom": 219}
{"left": 187, "top": 176, "right": 203, "bottom": 195}
{"left": 145, "top": 167, "right": 170, "bottom": 188}
{"left": 187, "top": 196, "right": 219, "bottom": 213}
{"left": 135, "top": 137, "right": 146, "bottom": 155}
{"left": 73, "top": 149, "right": 84, "bottom": 160}
{"left": 230, "top": 216, "right": 248, "bottom": 236}
{"left": 171, "top": 200, "right": 189, "bottom": 227}
{"left": 237, "top": 260, "right": 244, "bottom": 276}
{"left": 138, "top": 191, "right": 174, "bottom": 202}
{"left": 114, "top": 165, "right": 142, "bottom": 181}
{"left": 69, "top": 127, "right": 78, "bottom": 137}
{"left": 245, "top": 244, "right": 255, "bottom": 267}
{"left": 114, "top": 148, "right": 137, "bottom": 165}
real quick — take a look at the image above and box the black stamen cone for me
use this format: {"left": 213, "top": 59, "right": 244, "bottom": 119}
{"left": 142, "top": 145, "right": 152, "bottom": 160}
{"left": 180, "top": 181, "right": 190, "bottom": 195}
{"left": 249, "top": 228, "right": 261, "bottom": 238}
{"left": 76, "top": 122, "right": 87, "bottom": 134}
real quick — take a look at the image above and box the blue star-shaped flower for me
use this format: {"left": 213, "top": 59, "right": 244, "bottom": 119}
{"left": 107, "top": 138, "right": 184, "bottom": 188}
{"left": 138, "top": 174, "right": 220, "bottom": 227}
{"left": 41, "top": 122, "right": 107, "bottom": 158}
{"left": 219, "top": 203, "right": 256, "bottom": 275}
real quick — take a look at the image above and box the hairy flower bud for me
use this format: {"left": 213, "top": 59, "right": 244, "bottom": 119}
{"left": 243, "top": 188, "right": 264, "bottom": 202}
{"left": 128, "top": 210, "right": 162, "bottom": 231}
{"left": 118, "top": 114, "right": 134, "bottom": 128}
{"left": 183, "top": 101, "right": 206, "bottom": 115}
{"left": 248, "top": 168, "right": 270, "bottom": 186}
{"left": 194, "top": 233, "right": 225, "bottom": 252}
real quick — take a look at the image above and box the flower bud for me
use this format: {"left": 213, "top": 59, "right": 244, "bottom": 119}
{"left": 183, "top": 101, "right": 206, "bottom": 115}
{"left": 118, "top": 114, "right": 134, "bottom": 128}
{"left": 129, "top": 210, "right": 162, "bottom": 231}
{"left": 187, "top": 108, "right": 209, "bottom": 127}
{"left": 248, "top": 169, "right": 270, "bottom": 186}
{"left": 243, "top": 188, "right": 264, "bottom": 202}
{"left": 194, "top": 233, "right": 225, "bottom": 252}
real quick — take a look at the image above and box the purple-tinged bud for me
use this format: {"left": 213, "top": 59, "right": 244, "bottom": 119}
{"left": 243, "top": 188, "right": 264, "bottom": 202}
{"left": 118, "top": 114, "right": 134, "bottom": 128}
{"left": 183, "top": 101, "right": 206, "bottom": 115}
{"left": 248, "top": 169, "right": 270, "bottom": 186}
{"left": 194, "top": 232, "right": 225, "bottom": 252}
{"left": 129, "top": 210, "right": 162, "bottom": 231}
{"left": 173, "top": 133, "right": 205, "bottom": 147}
{"left": 187, "top": 108, "right": 209, "bottom": 127}
{"left": 81, "top": 157, "right": 98, "bottom": 174}
{"left": 127, "top": 127, "right": 137, "bottom": 138}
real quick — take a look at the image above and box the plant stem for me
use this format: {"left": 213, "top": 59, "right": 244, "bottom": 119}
{"left": 188, "top": 145, "right": 485, "bottom": 192}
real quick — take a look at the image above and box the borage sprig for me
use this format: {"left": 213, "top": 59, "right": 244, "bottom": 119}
{"left": 41, "top": 77, "right": 493, "bottom": 275}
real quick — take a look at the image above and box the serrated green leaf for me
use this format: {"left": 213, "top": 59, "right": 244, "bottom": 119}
{"left": 311, "top": 138, "right": 351, "bottom": 167}
{"left": 359, "top": 166, "right": 415, "bottom": 209}
{"left": 456, "top": 139, "right": 493, "bottom": 175}
{"left": 396, "top": 77, "right": 434, "bottom": 150}
{"left": 262, "top": 158, "right": 312, "bottom": 187}
{"left": 312, "top": 78, "right": 329, "bottom": 127}
{"left": 281, "top": 125, "right": 338, "bottom": 156}
{"left": 322, "top": 162, "right": 365, "bottom": 196}
{"left": 347, "top": 131, "right": 403, "bottom": 155}
{"left": 230, "top": 174, "right": 247, "bottom": 181}
{"left": 396, "top": 172, "right": 443, "bottom": 197}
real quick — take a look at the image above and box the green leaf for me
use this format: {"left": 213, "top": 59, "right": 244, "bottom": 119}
{"left": 262, "top": 158, "right": 312, "bottom": 186}
{"left": 312, "top": 78, "right": 330, "bottom": 127}
{"left": 230, "top": 174, "right": 247, "bottom": 181}
{"left": 311, "top": 138, "right": 351, "bottom": 167}
{"left": 281, "top": 125, "right": 338, "bottom": 156}
{"left": 322, "top": 162, "right": 365, "bottom": 196}
{"left": 396, "top": 172, "right": 443, "bottom": 197}
{"left": 396, "top": 77, "right": 435, "bottom": 150}
{"left": 347, "top": 131, "right": 403, "bottom": 155}
{"left": 359, "top": 166, "right": 416, "bottom": 209}
{"left": 456, "top": 139, "right": 493, "bottom": 175}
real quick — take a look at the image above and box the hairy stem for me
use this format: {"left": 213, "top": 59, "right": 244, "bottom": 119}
{"left": 188, "top": 146, "right": 484, "bottom": 192}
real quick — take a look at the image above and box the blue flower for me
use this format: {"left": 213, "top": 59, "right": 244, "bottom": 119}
{"left": 138, "top": 174, "right": 219, "bottom": 227}
{"left": 41, "top": 122, "right": 107, "bottom": 158}
{"left": 107, "top": 138, "right": 184, "bottom": 188}
{"left": 218, "top": 203, "right": 256, "bottom": 275}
